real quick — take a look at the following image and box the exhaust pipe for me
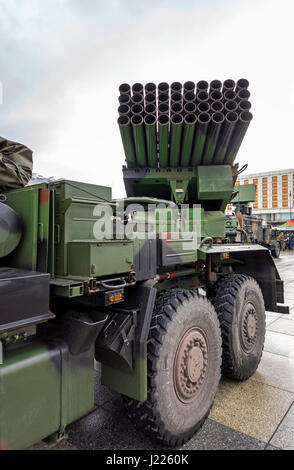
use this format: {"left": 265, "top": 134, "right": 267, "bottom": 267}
{"left": 181, "top": 114, "right": 197, "bottom": 166}
{"left": 144, "top": 114, "right": 157, "bottom": 168}
{"left": 224, "top": 111, "right": 253, "bottom": 165}
{"left": 213, "top": 111, "right": 238, "bottom": 164}
{"left": 202, "top": 112, "right": 225, "bottom": 164}
{"left": 118, "top": 115, "right": 136, "bottom": 167}
{"left": 209, "top": 80, "right": 222, "bottom": 92}
{"left": 191, "top": 112, "right": 211, "bottom": 165}
{"left": 158, "top": 114, "right": 169, "bottom": 167}
{"left": 171, "top": 82, "right": 182, "bottom": 93}
{"left": 118, "top": 93, "right": 131, "bottom": 105}
{"left": 119, "top": 83, "right": 131, "bottom": 96}
{"left": 170, "top": 113, "right": 183, "bottom": 167}
{"left": 131, "top": 114, "right": 147, "bottom": 167}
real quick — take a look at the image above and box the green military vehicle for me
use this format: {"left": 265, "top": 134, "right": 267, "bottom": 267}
{"left": 0, "top": 80, "right": 289, "bottom": 449}
{"left": 226, "top": 183, "right": 282, "bottom": 257}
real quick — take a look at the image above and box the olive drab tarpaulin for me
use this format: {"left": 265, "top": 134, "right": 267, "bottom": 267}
{"left": 0, "top": 136, "right": 33, "bottom": 191}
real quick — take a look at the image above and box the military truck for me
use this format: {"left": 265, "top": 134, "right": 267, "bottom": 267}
{"left": 0, "top": 80, "right": 289, "bottom": 449}
{"left": 226, "top": 183, "right": 282, "bottom": 257}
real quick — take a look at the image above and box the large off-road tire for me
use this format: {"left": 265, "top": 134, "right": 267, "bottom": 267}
{"left": 210, "top": 274, "right": 265, "bottom": 381}
{"left": 123, "top": 289, "right": 222, "bottom": 447}
{"left": 272, "top": 242, "right": 281, "bottom": 258}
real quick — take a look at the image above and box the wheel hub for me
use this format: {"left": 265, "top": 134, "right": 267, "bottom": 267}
{"left": 241, "top": 305, "right": 258, "bottom": 352}
{"left": 174, "top": 328, "right": 208, "bottom": 403}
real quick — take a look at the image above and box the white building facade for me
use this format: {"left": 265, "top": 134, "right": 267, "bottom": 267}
{"left": 237, "top": 168, "right": 294, "bottom": 222}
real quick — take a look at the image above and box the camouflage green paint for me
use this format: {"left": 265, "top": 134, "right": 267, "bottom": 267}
{"left": 118, "top": 115, "right": 136, "bottom": 168}
{"left": 144, "top": 114, "right": 157, "bottom": 168}
{"left": 169, "top": 114, "right": 183, "bottom": 167}
{"left": 131, "top": 115, "right": 147, "bottom": 167}
{"left": 180, "top": 114, "right": 197, "bottom": 166}
{"left": 191, "top": 113, "right": 210, "bottom": 165}
{"left": 158, "top": 115, "right": 169, "bottom": 167}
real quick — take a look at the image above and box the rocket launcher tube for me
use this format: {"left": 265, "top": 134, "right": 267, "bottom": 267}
{"left": 145, "top": 93, "right": 156, "bottom": 105}
{"left": 209, "top": 80, "right": 222, "bottom": 92}
{"left": 171, "top": 102, "right": 183, "bottom": 115}
{"left": 183, "top": 92, "right": 196, "bottom": 104}
{"left": 132, "top": 83, "right": 144, "bottom": 96}
{"left": 158, "top": 92, "right": 169, "bottom": 104}
{"left": 184, "top": 102, "right": 197, "bottom": 114}
{"left": 236, "top": 78, "right": 249, "bottom": 92}
{"left": 213, "top": 111, "right": 238, "bottom": 164}
{"left": 209, "top": 91, "right": 223, "bottom": 103}
{"left": 171, "top": 92, "right": 183, "bottom": 105}
{"left": 131, "top": 114, "right": 147, "bottom": 167}
{"left": 181, "top": 113, "right": 197, "bottom": 166}
{"left": 224, "top": 100, "right": 238, "bottom": 113}
{"left": 118, "top": 115, "right": 136, "bottom": 167}
{"left": 119, "top": 83, "right": 131, "bottom": 96}
{"left": 196, "top": 80, "right": 209, "bottom": 92}
{"left": 238, "top": 100, "right": 252, "bottom": 112}
{"left": 223, "top": 79, "right": 235, "bottom": 92}
{"left": 118, "top": 104, "right": 131, "bottom": 116}
{"left": 236, "top": 89, "right": 250, "bottom": 103}
{"left": 170, "top": 113, "right": 183, "bottom": 167}
{"left": 144, "top": 114, "right": 157, "bottom": 168}
{"left": 132, "top": 93, "right": 144, "bottom": 105}
{"left": 224, "top": 90, "right": 236, "bottom": 101}
{"left": 191, "top": 112, "right": 211, "bottom": 165}
{"left": 131, "top": 104, "right": 144, "bottom": 115}
{"left": 202, "top": 112, "right": 225, "bottom": 164}
{"left": 196, "top": 91, "right": 209, "bottom": 103}
{"left": 211, "top": 101, "right": 224, "bottom": 113}
{"left": 171, "top": 82, "right": 182, "bottom": 93}
{"left": 118, "top": 93, "right": 131, "bottom": 105}
{"left": 145, "top": 103, "right": 156, "bottom": 115}
{"left": 224, "top": 111, "right": 253, "bottom": 165}
{"left": 158, "top": 82, "right": 169, "bottom": 93}
{"left": 145, "top": 82, "right": 156, "bottom": 94}
{"left": 158, "top": 114, "right": 169, "bottom": 167}
{"left": 197, "top": 102, "right": 210, "bottom": 113}
{"left": 184, "top": 81, "right": 195, "bottom": 93}
{"left": 158, "top": 103, "right": 169, "bottom": 116}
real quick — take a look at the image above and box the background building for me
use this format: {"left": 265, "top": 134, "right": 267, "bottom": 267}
{"left": 236, "top": 169, "right": 294, "bottom": 223}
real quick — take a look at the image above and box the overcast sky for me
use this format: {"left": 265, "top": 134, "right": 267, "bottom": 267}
{"left": 0, "top": 0, "right": 293, "bottom": 197}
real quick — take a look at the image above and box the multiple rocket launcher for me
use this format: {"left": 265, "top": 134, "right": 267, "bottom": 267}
{"left": 117, "top": 79, "right": 252, "bottom": 169}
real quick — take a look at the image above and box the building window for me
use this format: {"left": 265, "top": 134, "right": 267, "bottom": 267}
{"left": 263, "top": 203, "right": 268, "bottom": 208}
{"left": 272, "top": 176, "right": 277, "bottom": 182}
{"left": 282, "top": 195, "right": 288, "bottom": 200}
{"left": 272, "top": 195, "right": 278, "bottom": 201}
{"left": 253, "top": 178, "right": 258, "bottom": 184}
{"left": 272, "top": 182, "right": 277, "bottom": 188}
{"left": 236, "top": 181, "right": 240, "bottom": 186}
{"left": 253, "top": 203, "right": 258, "bottom": 208}
{"left": 244, "top": 180, "right": 249, "bottom": 185}
{"left": 272, "top": 189, "right": 278, "bottom": 194}
{"left": 282, "top": 175, "right": 288, "bottom": 180}
{"left": 283, "top": 201, "right": 288, "bottom": 207}
{"left": 272, "top": 202, "right": 278, "bottom": 207}
{"left": 282, "top": 181, "right": 288, "bottom": 187}
{"left": 262, "top": 177, "right": 267, "bottom": 183}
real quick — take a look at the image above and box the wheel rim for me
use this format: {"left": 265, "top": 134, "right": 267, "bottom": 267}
{"left": 240, "top": 302, "right": 258, "bottom": 353}
{"left": 174, "top": 328, "right": 209, "bottom": 404}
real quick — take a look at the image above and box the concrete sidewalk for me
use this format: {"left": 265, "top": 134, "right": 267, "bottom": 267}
{"left": 31, "top": 252, "right": 294, "bottom": 451}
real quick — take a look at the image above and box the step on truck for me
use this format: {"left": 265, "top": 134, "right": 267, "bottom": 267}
{"left": 0, "top": 79, "right": 289, "bottom": 449}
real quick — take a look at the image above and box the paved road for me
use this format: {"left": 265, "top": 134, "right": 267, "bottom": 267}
{"left": 31, "top": 252, "right": 294, "bottom": 451}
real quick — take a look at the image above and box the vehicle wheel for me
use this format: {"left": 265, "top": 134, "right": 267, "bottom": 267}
{"left": 272, "top": 242, "right": 280, "bottom": 258}
{"left": 210, "top": 274, "right": 265, "bottom": 381}
{"left": 123, "top": 289, "right": 222, "bottom": 446}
